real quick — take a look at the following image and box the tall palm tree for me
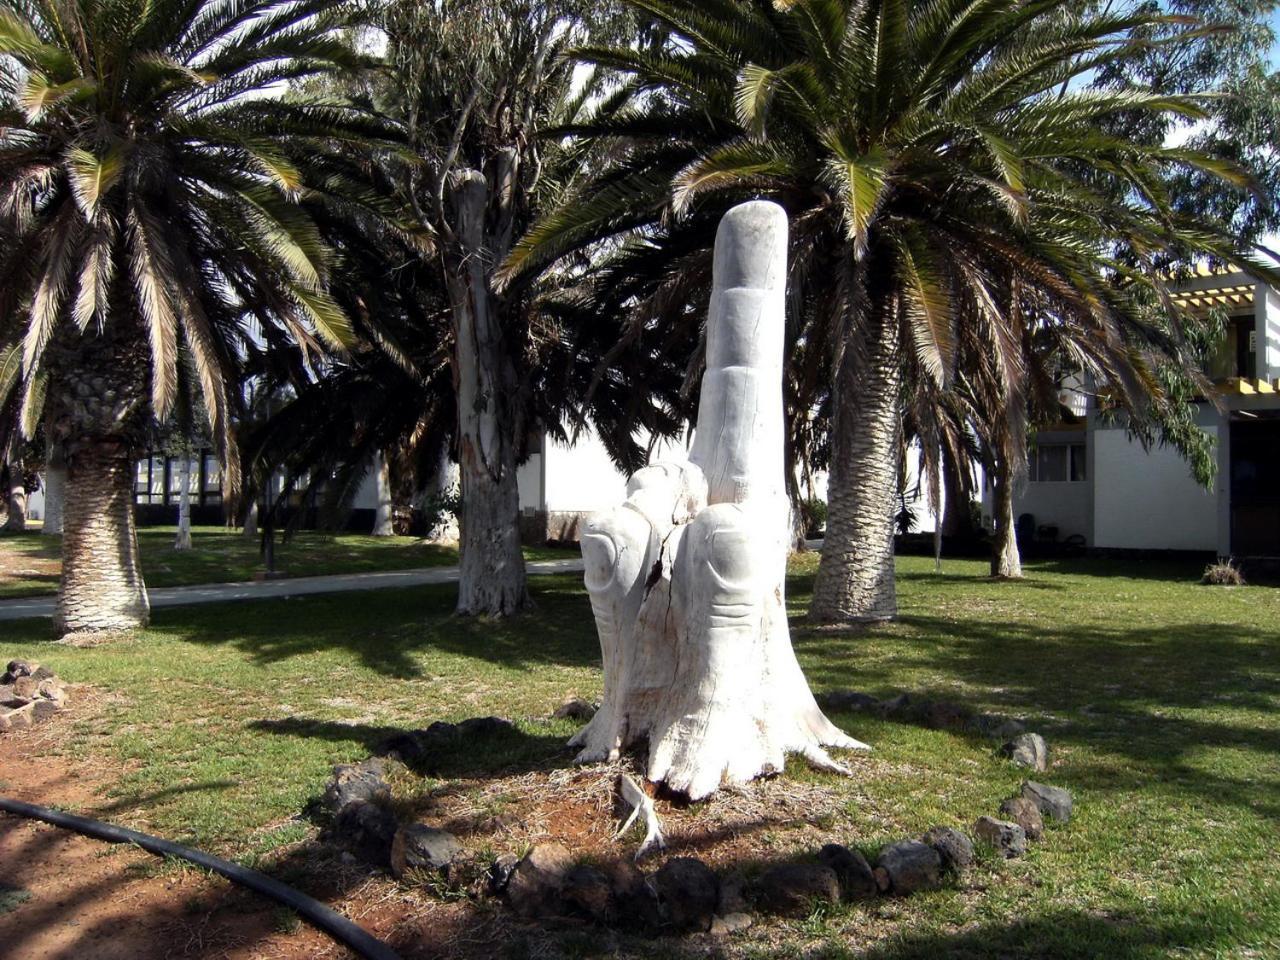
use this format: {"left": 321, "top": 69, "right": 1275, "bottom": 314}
{"left": 502, "top": 0, "right": 1275, "bottom": 623}
{"left": 0, "top": 0, "right": 398, "bottom": 634}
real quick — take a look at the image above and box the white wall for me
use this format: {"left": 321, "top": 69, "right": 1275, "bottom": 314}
{"left": 517, "top": 451, "right": 543, "bottom": 512}
{"left": 1092, "top": 427, "right": 1218, "bottom": 550}
{"left": 1014, "top": 480, "right": 1091, "bottom": 542}
{"left": 1258, "top": 285, "right": 1280, "bottom": 382}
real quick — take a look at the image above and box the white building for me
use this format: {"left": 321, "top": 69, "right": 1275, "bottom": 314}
{"left": 988, "top": 269, "right": 1280, "bottom": 557}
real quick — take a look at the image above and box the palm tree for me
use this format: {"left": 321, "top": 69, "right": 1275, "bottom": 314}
{"left": 502, "top": 0, "right": 1275, "bottom": 623}
{"left": 0, "top": 0, "right": 397, "bottom": 634}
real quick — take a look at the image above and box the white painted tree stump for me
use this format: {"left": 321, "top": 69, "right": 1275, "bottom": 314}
{"left": 577, "top": 201, "right": 870, "bottom": 800}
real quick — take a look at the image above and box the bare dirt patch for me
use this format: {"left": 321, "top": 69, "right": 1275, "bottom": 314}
{"left": 1, "top": 696, "right": 895, "bottom": 959}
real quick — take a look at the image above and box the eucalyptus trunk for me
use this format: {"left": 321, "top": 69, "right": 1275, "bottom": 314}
{"left": 42, "top": 441, "right": 65, "bottom": 536}
{"left": 940, "top": 451, "right": 972, "bottom": 540}
{"left": 371, "top": 450, "right": 394, "bottom": 536}
{"left": 242, "top": 498, "right": 259, "bottom": 539}
{"left": 990, "top": 455, "right": 1023, "bottom": 578}
{"left": 811, "top": 308, "right": 902, "bottom": 623}
{"left": 174, "top": 454, "right": 192, "bottom": 550}
{"left": 4, "top": 461, "right": 25, "bottom": 532}
{"left": 446, "top": 168, "right": 529, "bottom": 616}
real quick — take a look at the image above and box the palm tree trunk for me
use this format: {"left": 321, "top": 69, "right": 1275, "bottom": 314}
{"left": 371, "top": 450, "right": 394, "bottom": 536}
{"left": 56, "top": 440, "right": 149, "bottom": 633}
{"left": 447, "top": 169, "right": 529, "bottom": 616}
{"left": 990, "top": 455, "right": 1023, "bottom": 578}
{"left": 174, "top": 453, "right": 192, "bottom": 550}
{"left": 42, "top": 441, "right": 65, "bottom": 536}
{"left": 811, "top": 308, "right": 902, "bottom": 623}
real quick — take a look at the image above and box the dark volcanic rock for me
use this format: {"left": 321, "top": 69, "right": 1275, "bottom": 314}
{"left": 876, "top": 840, "right": 942, "bottom": 895}
{"left": 922, "top": 826, "right": 975, "bottom": 872}
{"left": 506, "top": 843, "right": 573, "bottom": 918}
{"left": 322, "top": 758, "right": 390, "bottom": 815}
{"left": 820, "top": 691, "right": 881, "bottom": 712}
{"left": 999, "top": 797, "right": 1045, "bottom": 840}
{"left": 488, "top": 853, "right": 519, "bottom": 894}
{"left": 1022, "top": 780, "right": 1073, "bottom": 823}
{"left": 390, "top": 823, "right": 463, "bottom": 878}
{"left": 1001, "top": 733, "right": 1049, "bottom": 771}
{"left": 817, "top": 843, "right": 878, "bottom": 899}
{"left": 973, "top": 816, "right": 1026, "bottom": 858}
{"left": 654, "top": 857, "right": 718, "bottom": 932}
{"left": 335, "top": 800, "right": 398, "bottom": 867}
{"left": 563, "top": 864, "right": 614, "bottom": 921}
{"left": 754, "top": 864, "right": 840, "bottom": 916}
{"left": 553, "top": 698, "right": 597, "bottom": 721}
{"left": 606, "top": 859, "right": 661, "bottom": 928}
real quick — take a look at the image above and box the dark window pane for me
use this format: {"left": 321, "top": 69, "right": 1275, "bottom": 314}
{"left": 1035, "top": 444, "right": 1068, "bottom": 482}
{"left": 1069, "top": 444, "right": 1087, "bottom": 482}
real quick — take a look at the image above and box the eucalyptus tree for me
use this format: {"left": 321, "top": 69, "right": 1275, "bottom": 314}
{"left": 0, "top": 0, "right": 398, "bottom": 634}
{"left": 371, "top": 0, "right": 631, "bottom": 615}
{"left": 504, "top": 0, "right": 1276, "bottom": 623}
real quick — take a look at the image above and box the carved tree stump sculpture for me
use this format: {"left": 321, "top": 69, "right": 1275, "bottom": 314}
{"left": 577, "top": 201, "right": 870, "bottom": 800}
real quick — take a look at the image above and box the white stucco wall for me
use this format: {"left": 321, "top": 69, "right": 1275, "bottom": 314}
{"left": 517, "top": 452, "right": 543, "bottom": 512}
{"left": 1091, "top": 427, "right": 1218, "bottom": 550}
{"left": 535, "top": 425, "right": 689, "bottom": 515}
{"left": 1256, "top": 284, "right": 1280, "bottom": 382}
{"left": 1013, "top": 481, "right": 1091, "bottom": 542}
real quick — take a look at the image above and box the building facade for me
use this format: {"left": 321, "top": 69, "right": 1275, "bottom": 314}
{"left": 989, "top": 269, "right": 1280, "bottom": 558}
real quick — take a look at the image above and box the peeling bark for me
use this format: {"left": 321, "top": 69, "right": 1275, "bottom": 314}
{"left": 174, "top": 454, "right": 192, "bottom": 550}
{"left": 447, "top": 168, "right": 528, "bottom": 616}
{"left": 990, "top": 456, "right": 1023, "bottom": 578}
{"left": 42, "top": 442, "right": 65, "bottom": 536}
{"left": 371, "top": 450, "right": 394, "bottom": 537}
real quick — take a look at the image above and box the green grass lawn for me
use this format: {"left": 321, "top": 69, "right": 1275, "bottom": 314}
{"left": 2, "top": 554, "right": 1278, "bottom": 958}
{"left": 0, "top": 526, "right": 573, "bottom": 598}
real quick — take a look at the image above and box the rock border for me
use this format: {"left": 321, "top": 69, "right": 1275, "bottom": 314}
{"left": 316, "top": 706, "right": 1078, "bottom": 938}
{"left": 1, "top": 659, "right": 69, "bottom": 732}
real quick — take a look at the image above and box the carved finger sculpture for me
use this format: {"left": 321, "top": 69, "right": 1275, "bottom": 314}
{"left": 578, "top": 201, "right": 869, "bottom": 801}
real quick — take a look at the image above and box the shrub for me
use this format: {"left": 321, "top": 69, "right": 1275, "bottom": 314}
{"left": 1202, "top": 560, "right": 1245, "bottom": 586}
{"left": 799, "top": 497, "right": 827, "bottom": 537}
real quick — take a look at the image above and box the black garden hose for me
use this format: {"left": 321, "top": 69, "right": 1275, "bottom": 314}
{"left": 0, "top": 795, "right": 402, "bottom": 960}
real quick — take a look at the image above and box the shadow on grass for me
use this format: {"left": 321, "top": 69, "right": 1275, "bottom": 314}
{"left": 159, "top": 575, "right": 600, "bottom": 678}
{"left": 795, "top": 608, "right": 1280, "bottom": 819}
{"left": 829, "top": 906, "right": 1232, "bottom": 960}
{"left": 248, "top": 715, "right": 572, "bottom": 780}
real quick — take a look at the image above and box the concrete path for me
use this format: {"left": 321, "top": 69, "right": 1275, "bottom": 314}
{"left": 0, "top": 558, "right": 585, "bottom": 622}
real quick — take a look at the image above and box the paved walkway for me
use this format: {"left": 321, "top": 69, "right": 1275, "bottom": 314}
{"left": 0, "top": 558, "right": 585, "bottom": 622}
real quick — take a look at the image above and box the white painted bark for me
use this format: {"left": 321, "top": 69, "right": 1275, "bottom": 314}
{"left": 42, "top": 443, "right": 65, "bottom": 536}
{"left": 577, "top": 202, "right": 869, "bottom": 801}
{"left": 991, "top": 455, "right": 1023, "bottom": 578}
{"left": 174, "top": 455, "right": 192, "bottom": 550}
{"left": 372, "top": 450, "right": 395, "bottom": 536}
{"left": 242, "top": 499, "right": 259, "bottom": 539}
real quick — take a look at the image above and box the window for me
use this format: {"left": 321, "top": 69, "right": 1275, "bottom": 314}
{"left": 203, "top": 455, "right": 222, "bottom": 503}
{"left": 134, "top": 456, "right": 167, "bottom": 504}
{"left": 1031, "top": 442, "right": 1086, "bottom": 482}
